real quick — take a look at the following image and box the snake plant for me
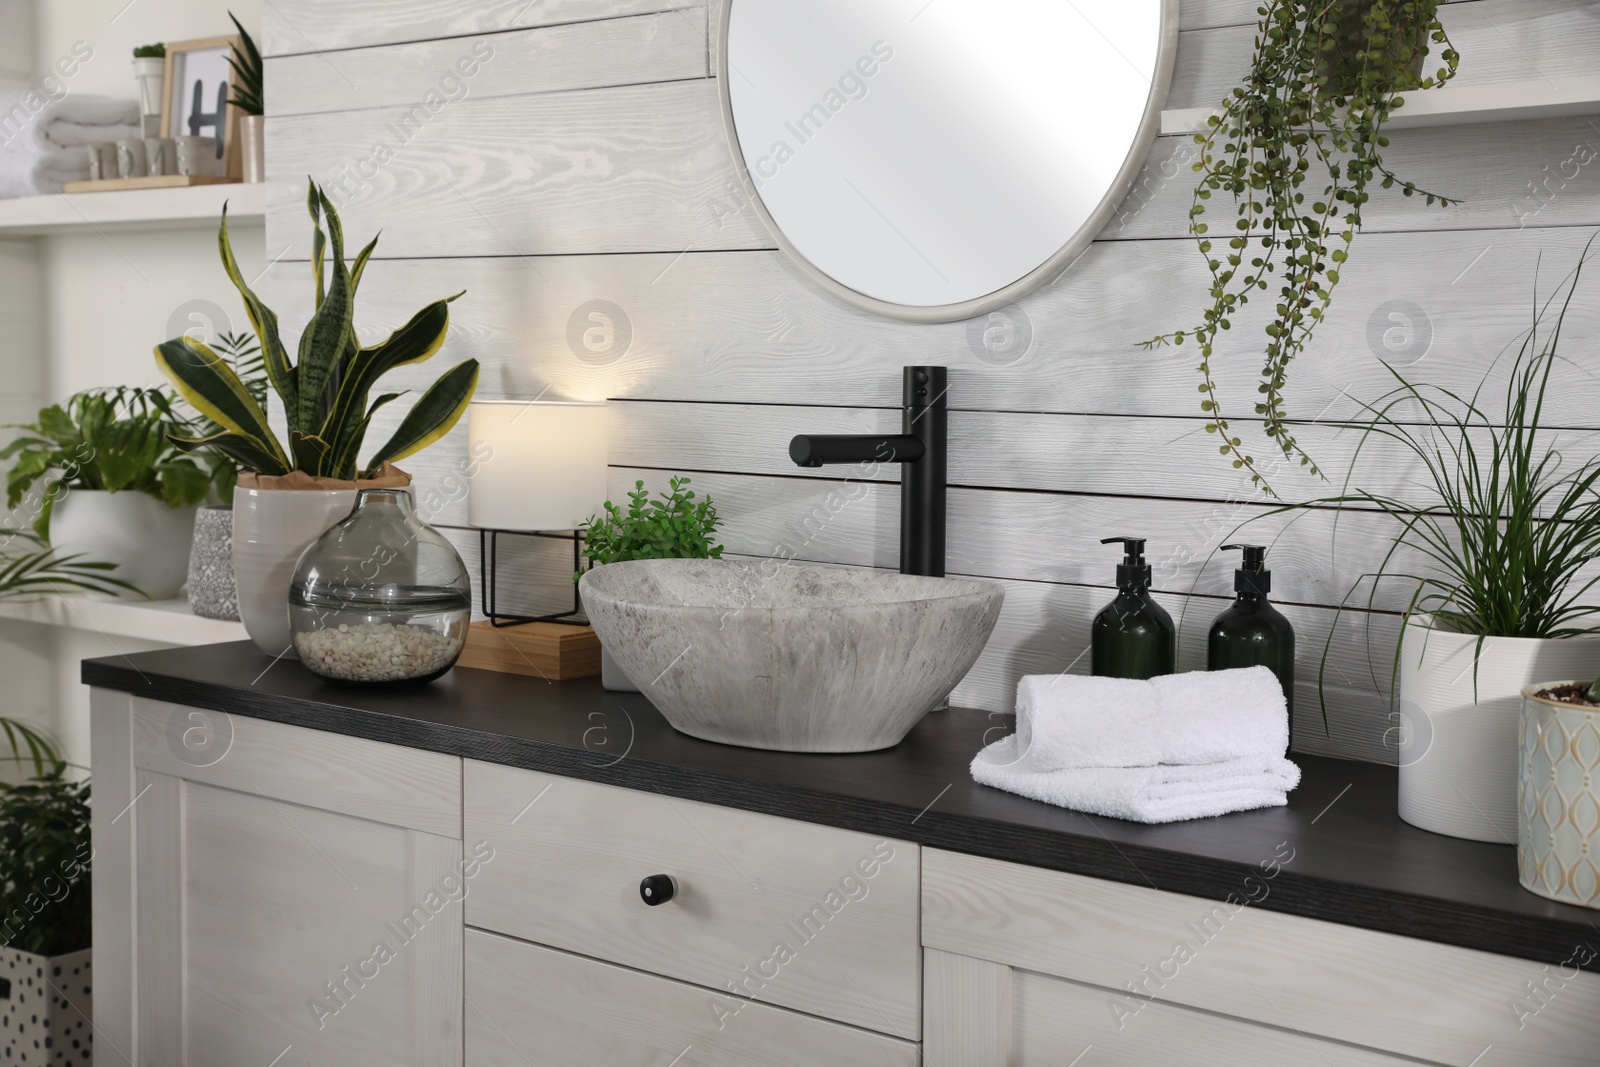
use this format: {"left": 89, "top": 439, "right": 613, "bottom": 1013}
{"left": 225, "top": 12, "right": 262, "bottom": 116}
{"left": 154, "top": 180, "right": 479, "bottom": 480}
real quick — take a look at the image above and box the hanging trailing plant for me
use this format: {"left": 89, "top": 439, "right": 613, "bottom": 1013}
{"left": 1143, "top": 0, "right": 1460, "bottom": 492}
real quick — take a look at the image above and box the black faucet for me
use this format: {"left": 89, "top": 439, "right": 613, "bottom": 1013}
{"left": 789, "top": 366, "right": 948, "bottom": 577}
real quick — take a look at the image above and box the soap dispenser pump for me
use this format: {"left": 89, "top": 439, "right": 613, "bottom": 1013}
{"left": 1091, "top": 537, "right": 1176, "bottom": 680}
{"left": 1208, "top": 543, "right": 1296, "bottom": 744}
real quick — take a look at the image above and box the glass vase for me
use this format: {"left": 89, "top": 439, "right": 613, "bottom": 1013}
{"left": 288, "top": 488, "right": 471, "bottom": 685}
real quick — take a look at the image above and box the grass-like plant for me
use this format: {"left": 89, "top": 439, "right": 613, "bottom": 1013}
{"left": 1247, "top": 244, "right": 1600, "bottom": 728}
{"left": 0, "top": 717, "right": 60, "bottom": 782}
{"left": 1143, "top": 0, "right": 1460, "bottom": 492}
{"left": 132, "top": 43, "right": 165, "bottom": 59}
{"left": 226, "top": 12, "right": 262, "bottom": 117}
{"left": 581, "top": 477, "right": 724, "bottom": 570}
{"left": 0, "top": 764, "right": 91, "bottom": 957}
{"left": 2, "top": 388, "right": 214, "bottom": 538}
{"left": 155, "top": 180, "right": 480, "bottom": 481}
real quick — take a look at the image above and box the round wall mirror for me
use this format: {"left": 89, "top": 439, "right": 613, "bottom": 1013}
{"left": 718, "top": 0, "right": 1179, "bottom": 323}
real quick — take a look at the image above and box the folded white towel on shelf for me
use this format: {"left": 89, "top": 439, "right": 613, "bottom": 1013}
{"left": 1012, "top": 666, "right": 1289, "bottom": 770}
{"left": 970, "top": 749, "right": 1302, "bottom": 824}
{"left": 0, "top": 93, "right": 140, "bottom": 154}
{"left": 0, "top": 145, "right": 90, "bottom": 197}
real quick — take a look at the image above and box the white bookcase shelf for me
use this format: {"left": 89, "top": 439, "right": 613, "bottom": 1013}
{"left": 0, "top": 181, "right": 265, "bottom": 237}
{"left": 0, "top": 595, "right": 246, "bottom": 646}
{"left": 1161, "top": 73, "right": 1600, "bottom": 136}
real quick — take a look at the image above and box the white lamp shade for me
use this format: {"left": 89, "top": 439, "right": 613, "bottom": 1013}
{"left": 467, "top": 401, "right": 608, "bottom": 531}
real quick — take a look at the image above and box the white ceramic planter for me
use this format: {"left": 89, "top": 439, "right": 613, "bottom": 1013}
{"left": 1519, "top": 683, "right": 1600, "bottom": 909}
{"left": 1397, "top": 618, "right": 1600, "bottom": 842}
{"left": 132, "top": 56, "right": 164, "bottom": 137}
{"left": 0, "top": 945, "right": 91, "bottom": 1062}
{"left": 49, "top": 490, "right": 196, "bottom": 599}
{"left": 233, "top": 487, "right": 356, "bottom": 656}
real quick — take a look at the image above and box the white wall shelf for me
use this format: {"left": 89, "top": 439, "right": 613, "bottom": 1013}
{"left": 0, "top": 595, "right": 246, "bottom": 646}
{"left": 0, "top": 182, "right": 264, "bottom": 237}
{"left": 1161, "top": 73, "right": 1600, "bottom": 136}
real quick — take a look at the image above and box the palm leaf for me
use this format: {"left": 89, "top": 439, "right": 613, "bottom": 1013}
{"left": 364, "top": 360, "right": 480, "bottom": 470}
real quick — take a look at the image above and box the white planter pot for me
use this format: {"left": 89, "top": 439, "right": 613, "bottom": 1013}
{"left": 1519, "top": 682, "right": 1600, "bottom": 909}
{"left": 132, "top": 56, "right": 164, "bottom": 137}
{"left": 49, "top": 490, "right": 196, "bottom": 599}
{"left": 0, "top": 945, "right": 91, "bottom": 1062}
{"left": 1397, "top": 619, "right": 1600, "bottom": 842}
{"left": 233, "top": 487, "right": 356, "bottom": 657}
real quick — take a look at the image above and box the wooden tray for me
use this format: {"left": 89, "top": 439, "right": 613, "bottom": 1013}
{"left": 457, "top": 620, "right": 601, "bottom": 680}
{"left": 63, "top": 175, "right": 241, "bottom": 193}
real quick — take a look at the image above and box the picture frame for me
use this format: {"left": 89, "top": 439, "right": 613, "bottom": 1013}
{"left": 161, "top": 35, "right": 242, "bottom": 180}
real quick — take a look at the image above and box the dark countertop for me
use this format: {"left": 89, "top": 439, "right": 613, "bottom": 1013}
{"left": 85, "top": 642, "right": 1600, "bottom": 971}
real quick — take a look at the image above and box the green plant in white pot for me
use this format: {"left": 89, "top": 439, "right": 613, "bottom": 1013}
{"left": 2, "top": 387, "right": 214, "bottom": 598}
{"left": 154, "top": 180, "right": 479, "bottom": 656}
{"left": 1304, "top": 249, "right": 1600, "bottom": 843}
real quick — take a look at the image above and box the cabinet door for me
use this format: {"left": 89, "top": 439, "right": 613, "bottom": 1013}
{"left": 92, "top": 694, "right": 465, "bottom": 1067}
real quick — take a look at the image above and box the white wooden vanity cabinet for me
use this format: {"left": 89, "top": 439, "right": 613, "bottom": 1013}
{"left": 93, "top": 693, "right": 1600, "bottom": 1067}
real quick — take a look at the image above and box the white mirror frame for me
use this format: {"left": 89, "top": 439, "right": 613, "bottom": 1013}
{"left": 717, "top": 0, "right": 1181, "bottom": 324}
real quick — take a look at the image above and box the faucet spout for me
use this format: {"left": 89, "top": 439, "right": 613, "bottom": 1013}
{"left": 788, "top": 434, "right": 925, "bottom": 468}
{"left": 787, "top": 366, "right": 947, "bottom": 577}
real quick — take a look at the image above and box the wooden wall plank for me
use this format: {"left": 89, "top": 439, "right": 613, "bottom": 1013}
{"left": 267, "top": 11, "right": 710, "bottom": 117}
{"left": 264, "top": 79, "right": 769, "bottom": 258}
{"left": 1169, "top": 2, "right": 1600, "bottom": 111}
{"left": 259, "top": 225, "right": 1600, "bottom": 428}
{"left": 1115, "top": 113, "right": 1600, "bottom": 241}
{"left": 263, "top": 0, "right": 703, "bottom": 57}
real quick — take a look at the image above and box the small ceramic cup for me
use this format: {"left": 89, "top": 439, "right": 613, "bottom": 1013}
{"left": 1519, "top": 682, "right": 1600, "bottom": 909}
{"left": 144, "top": 137, "right": 177, "bottom": 177}
{"left": 85, "top": 142, "right": 117, "bottom": 181}
{"left": 174, "top": 135, "right": 218, "bottom": 177}
{"left": 115, "top": 138, "right": 148, "bottom": 180}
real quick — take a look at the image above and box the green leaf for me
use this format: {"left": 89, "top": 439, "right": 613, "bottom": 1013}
{"left": 363, "top": 360, "right": 480, "bottom": 471}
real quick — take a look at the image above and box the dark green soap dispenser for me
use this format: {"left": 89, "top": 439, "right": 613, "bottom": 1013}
{"left": 1091, "top": 537, "right": 1176, "bottom": 680}
{"left": 1208, "top": 544, "right": 1296, "bottom": 744}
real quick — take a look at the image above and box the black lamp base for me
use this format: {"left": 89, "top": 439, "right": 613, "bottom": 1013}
{"left": 478, "top": 529, "right": 588, "bottom": 628}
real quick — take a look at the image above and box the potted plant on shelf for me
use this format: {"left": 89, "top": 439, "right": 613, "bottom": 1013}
{"left": 225, "top": 12, "right": 264, "bottom": 182}
{"left": 1143, "top": 0, "right": 1460, "bottom": 493}
{"left": 154, "top": 180, "right": 479, "bottom": 656}
{"left": 1517, "top": 675, "right": 1600, "bottom": 909}
{"left": 2, "top": 387, "right": 214, "bottom": 599}
{"left": 579, "top": 477, "right": 723, "bottom": 691}
{"left": 0, "top": 755, "right": 93, "bottom": 1059}
{"left": 132, "top": 43, "right": 164, "bottom": 138}
{"left": 1301, "top": 247, "right": 1600, "bottom": 843}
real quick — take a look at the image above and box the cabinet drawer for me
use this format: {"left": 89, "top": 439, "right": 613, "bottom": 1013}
{"left": 466, "top": 929, "right": 918, "bottom": 1067}
{"left": 1008, "top": 960, "right": 1427, "bottom": 1066}
{"left": 464, "top": 761, "right": 919, "bottom": 1037}
{"left": 924, "top": 849, "right": 1600, "bottom": 1066}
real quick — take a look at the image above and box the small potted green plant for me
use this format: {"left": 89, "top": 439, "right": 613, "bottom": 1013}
{"left": 0, "top": 752, "right": 93, "bottom": 1058}
{"left": 132, "top": 42, "right": 165, "bottom": 137}
{"left": 225, "top": 12, "right": 264, "bottom": 181}
{"left": 154, "top": 179, "right": 479, "bottom": 655}
{"left": 579, "top": 477, "right": 724, "bottom": 690}
{"left": 2, "top": 388, "right": 214, "bottom": 599}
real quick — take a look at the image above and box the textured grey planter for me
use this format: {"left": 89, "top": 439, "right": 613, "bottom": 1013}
{"left": 0, "top": 946, "right": 91, "bottom": 1064}
{"left": 187, "top": 505, "right": 240, "bottom": 622}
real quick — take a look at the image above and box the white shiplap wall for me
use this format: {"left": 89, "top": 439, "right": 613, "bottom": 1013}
{"left": 259, "top": 0, "right": 1600, "bottom": 763}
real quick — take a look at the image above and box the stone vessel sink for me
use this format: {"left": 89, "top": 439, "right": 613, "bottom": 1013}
{"left": 579, "top": 559, "right": 1004, "bottom": 753}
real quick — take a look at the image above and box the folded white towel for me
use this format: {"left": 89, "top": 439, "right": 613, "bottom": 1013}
{"left": 971, "top": 749, "right": 1302, "bottom": 824}
{"left": 0, "top": 146, "right": 89, "bottom": 197}
{"left": 0, "top": 93, "right": 140, "bottom": 154}
{"left": 1012, "top": 666, "right": 1288, "bottom": 770}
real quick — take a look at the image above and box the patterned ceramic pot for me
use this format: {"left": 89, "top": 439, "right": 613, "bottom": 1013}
{"left": 1519, "top": 683, "right": 1600, "bottom": 909}
{"left": 187, "top": 505, "right": 239, "bottom": 622}
{"left": 0, "top": 946, "right": 91, "bottom": 1064}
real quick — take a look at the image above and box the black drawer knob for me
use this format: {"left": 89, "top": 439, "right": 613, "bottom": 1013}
{"left": 639, "top": 874, "right": 676, "bottom": 906}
